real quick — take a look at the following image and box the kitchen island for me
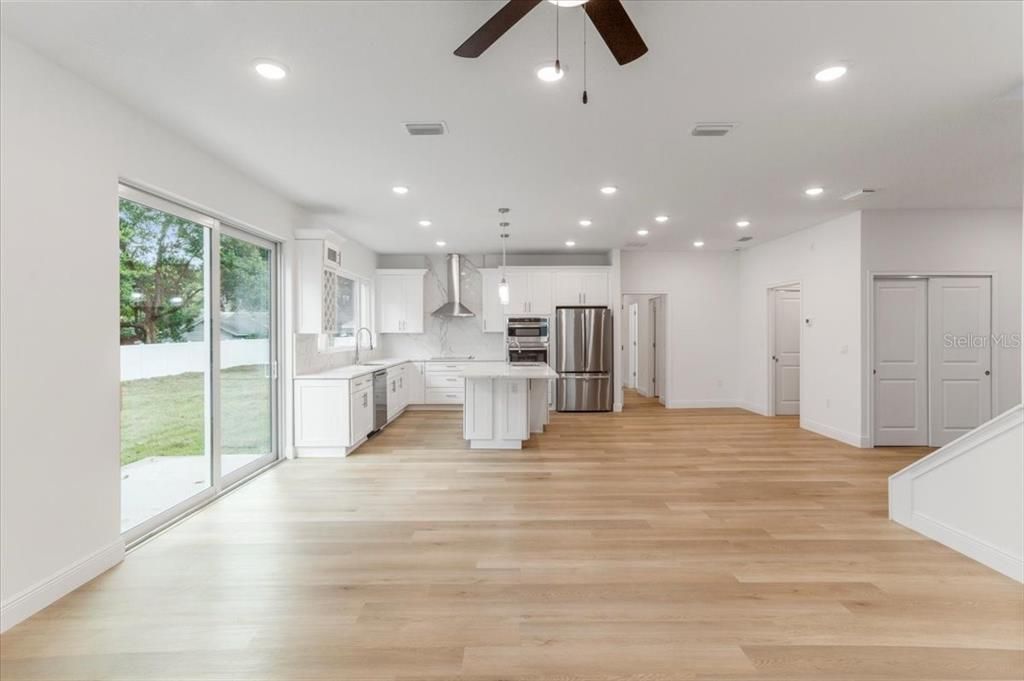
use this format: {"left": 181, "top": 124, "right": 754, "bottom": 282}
{"left": 460, "top": 362, "right": 559, "bottom": 449}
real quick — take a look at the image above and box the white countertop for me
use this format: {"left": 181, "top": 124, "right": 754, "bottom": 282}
{"left": 295, "top": 357, "right": 508, "bottom": 380}
{"left": 459, "top": 362, "right": 559, "bottom": 379}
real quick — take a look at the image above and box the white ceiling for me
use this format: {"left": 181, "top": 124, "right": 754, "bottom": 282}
{"left": 2, "top": 1, "right": 1021, "bottom": 253}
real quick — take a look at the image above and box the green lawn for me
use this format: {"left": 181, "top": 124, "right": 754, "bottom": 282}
{"left": 120, "top": 365, "right": 271, "bottom": 466}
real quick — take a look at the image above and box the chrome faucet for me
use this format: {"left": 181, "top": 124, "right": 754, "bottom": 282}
{"left": 354, "top": 327, "right": 374, "bottom": 365}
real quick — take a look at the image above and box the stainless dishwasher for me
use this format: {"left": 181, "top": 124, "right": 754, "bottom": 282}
{"left": 371, "top": 369, "right": 388, "bottom": 434}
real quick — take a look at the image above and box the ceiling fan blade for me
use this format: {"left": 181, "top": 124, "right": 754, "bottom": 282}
{"left": 455, "top": 0, "right": 544, "bottom": 58}
{"left": 584, "top": 0, "right": 648, "bottom": 65}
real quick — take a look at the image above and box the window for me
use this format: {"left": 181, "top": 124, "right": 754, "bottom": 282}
{"left": 331, "top": 272, "right": 371, "bottom": 349}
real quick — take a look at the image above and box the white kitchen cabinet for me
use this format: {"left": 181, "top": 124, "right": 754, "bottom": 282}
{"left": 296, "top": 239, "right": 345, "bottom": 334}
{"left": 350, "top": 386, "right": 373, "bottom": 443}
{"left": 424, "top": 361, "right": 469, "bottom": 405}
{"left": 406, "top": 362, "right": 426, "bottom": 404}
{"left": 505, "top": 270, "right": 552, "bottom": 315}
{"left": 294, "top": 380, "right": 349, "bottom": 447}
{"left": 386, "top": 365, "right": 403, "bottom": 420}
{"left": 376, "top": 269, "right": 426, "bottom": 333}
{"left": 554, "top": 270, "right": 609, "bottom": 307}
{"left": 480, "top": 269, "right": 505, "bottom": 333}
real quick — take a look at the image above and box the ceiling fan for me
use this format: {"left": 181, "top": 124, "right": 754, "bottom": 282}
{"left": 454, "top": 0, "right": 648, "bottom": 66}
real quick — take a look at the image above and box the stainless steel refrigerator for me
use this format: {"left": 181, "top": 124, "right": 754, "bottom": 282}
{"left": 555, "top": 306, "right": 613, "bottom": 412}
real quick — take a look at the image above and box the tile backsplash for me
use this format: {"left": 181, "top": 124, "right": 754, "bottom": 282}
{"left": 377, "top": 254, "right": 505, "bottom": 360}
{"left": 293, "top": 253, "right": 504, "bottom": 376}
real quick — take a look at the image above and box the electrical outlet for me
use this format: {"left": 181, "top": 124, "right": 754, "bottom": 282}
{"left": 826, "top": 398, "right": 831, "bottom": 408}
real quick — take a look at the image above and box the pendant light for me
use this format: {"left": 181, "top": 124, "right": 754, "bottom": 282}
{"left": 497, "top": 209, "right": 511, "bottom": 305}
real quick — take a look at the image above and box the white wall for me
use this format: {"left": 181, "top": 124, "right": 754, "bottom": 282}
{"left": 861, "top": 209, "right": 1023, "bottom": 430}
{"left": 738, "top": 213, "right": 864, "bottom": 445}
{"left": 0, "top": 38, "right": 302, "bottom": 630}
{"left": 621, "top": 251, "right": 740, "bottom": 407}
{"left": 889, "top": 405, "right": 1023, "bottom": 582}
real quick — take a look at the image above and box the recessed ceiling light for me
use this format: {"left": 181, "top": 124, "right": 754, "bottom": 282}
{"left": 814, "top": 65, "right": 848, "bottom": 82}
{"left": 693, "top": 240, "right": 705, "bottom": 248}
{"left": 547, "top": 0, "right": 588, "bottom": 6}
{"left": 536, "top": 63, "right": 565, "bottom": 82}
{"left": 736, "top": 220, "right": 751, "bottom": 228}
{"left": 600, "top": 186, "right": 617, "bottom": 195}
{"left": 253, "top": 59, "right": 288, "bottom": 80}
{"left": 418, "top": 219, "right": 432, "bottom": 227}
{"left": 435, "top": 240, "right": 446, "bottom": 247}
{"left": 804, "top": 186, "right": 824, "bottom": 197}
{"left": 637, "top": 229, "right": 649, "bottom": 236}
{"left": 654, "top": 215, "right": 669, "bottom": 223}
{"left": 565, "top": 240, "right": 576, "bottom": 247}
{"left": 578, "top": 219, "right": 592, "bottom": 227}
{"left": 392, "top": 185, "right": 409, "bottom": 195}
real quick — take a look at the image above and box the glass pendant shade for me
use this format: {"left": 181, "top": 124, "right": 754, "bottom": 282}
{"left": 498, "top": 277, "right": 510, "bottom": 305}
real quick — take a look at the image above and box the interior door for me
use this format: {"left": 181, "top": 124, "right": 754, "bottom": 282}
{"left": 928, "top": 277, "right": 992, "bottom": 446}
{"left": 772, "top": 289, "right": 801, "bottom": 415}
{"left": 874, "top": 279, "right": 928, "bottom": 445}
{"left": 648, "top": 298, "right": 657, "bottom": 396}
{"left": 628, "top": 303, "right": 639, "bottom": 389}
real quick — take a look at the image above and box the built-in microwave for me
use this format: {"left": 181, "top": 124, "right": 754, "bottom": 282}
{"left": 506, "top": 317, "right": 549, "bottom": 342}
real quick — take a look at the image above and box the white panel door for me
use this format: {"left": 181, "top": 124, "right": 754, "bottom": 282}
{"left": 498, "top": 379, "right": 529, "bottom": 440}
{"left": 376, "top": 275, "right": 405, "bottom": 333}
{"left": 928, "top": 277, "right": 992, "bottom": 446}
{"left": 627, "top": 303, "right": 639, "bottom": 389}
{"left": 874, "top": 279, "right": 928, "bottom": 445}
{"left": 580, "top": 271, "right": 609, "bottom": 306}
{"left": 772, "top": 289, "right": 801, "bottom": 415}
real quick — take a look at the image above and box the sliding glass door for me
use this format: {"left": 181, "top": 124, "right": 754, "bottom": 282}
{"left": 218, "top": 228, "right": 277, "bottom": 481}
{"left": 119, "top": 185, "right": 279, "bottom": 540}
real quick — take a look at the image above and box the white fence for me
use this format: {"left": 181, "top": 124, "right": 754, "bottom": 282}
{"left": 121, "top": 339, "right": 270, "bottom": 381}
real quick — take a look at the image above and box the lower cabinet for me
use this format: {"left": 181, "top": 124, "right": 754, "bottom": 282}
{"left": 424, "top": 361, "right": 469, "bottom": 405}
{"left": 351, "top": 386, "right": 373, "bottom": 443}
{"left": 463, "top": 377, "right": 528, "bottom": 441}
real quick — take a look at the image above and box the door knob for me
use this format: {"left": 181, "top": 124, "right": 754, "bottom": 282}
{"left": 984, "top": 370, "right": 991, "bottom": 376}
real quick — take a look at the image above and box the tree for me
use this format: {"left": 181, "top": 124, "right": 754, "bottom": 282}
{"left": 119, "top": 199, "right": 205, "bottom": 344}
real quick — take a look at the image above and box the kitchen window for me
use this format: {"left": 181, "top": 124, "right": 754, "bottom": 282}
{"left": 331, "top": 272, "right": 371, "bottom": 349}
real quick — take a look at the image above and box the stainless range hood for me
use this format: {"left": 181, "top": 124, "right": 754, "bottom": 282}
{"left": 431, "top": 253, "right": 475, "bottom": 318}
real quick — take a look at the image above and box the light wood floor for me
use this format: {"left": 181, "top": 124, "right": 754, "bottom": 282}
{"left": 2, "top": 391, "right": 1022, "bottom": 680}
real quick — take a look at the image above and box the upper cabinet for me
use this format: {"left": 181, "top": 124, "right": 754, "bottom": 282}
{"left": 554, "top": 270, "right": 609, "bottom": 307}
{"left": 479, "top": 267, "right": 611, "bottom": 325}
{"left": 376, "top": 269, "right": 425, "bottom": 333}
{"left": 296, "top": 238, "right": 344, "bottom": 334}
{"left": 505, "top": 270, "right": 552, "bottom": 315}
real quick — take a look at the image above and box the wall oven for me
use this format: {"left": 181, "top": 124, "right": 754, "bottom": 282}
{"left": 506, "top": 317, "right": 549, "bottom": 364}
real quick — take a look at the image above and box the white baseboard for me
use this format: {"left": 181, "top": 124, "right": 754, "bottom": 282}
{"left": 897, "top": 509, "right": 1023, "bottom": 582}
{"left": 613, "top": 402, "right": 623, "bottom": 412}
{"left": 800, "top": 417, "right": 869, "bottom": 448}
{"left": 736, "top": 401, "right": 769, "bottom": 416}
{"left": 665, "top": 399, "right": 739, "bottom": 409}
{"left": 1, "top": 539, "right": 124, "bottom": 633}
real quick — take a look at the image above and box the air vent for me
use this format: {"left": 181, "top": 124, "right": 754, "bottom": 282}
{"left": 737, "top": 235, "right": 753, "bottom": 242}
{"left": 842, "top": 188, "right": 877, "bottom": 200}
{"left": 403, "top": 122, "right": 448, "bottom": 136}
{"left": 624, "top": 241, "right": 649, "bottom": 249}
{"left": 691, "top": 123, "right": 736, "bottom": 137}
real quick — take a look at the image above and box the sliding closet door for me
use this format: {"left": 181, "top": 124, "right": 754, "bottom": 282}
{"left": 928, "top": 277, "right": 992, "bottom": 446}
{"left": 874, "top": 279, "right": 929, "bottom": 446}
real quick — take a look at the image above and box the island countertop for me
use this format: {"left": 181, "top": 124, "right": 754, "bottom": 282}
{"left": 458, "top": 362, "right": 559, "bottom": 380}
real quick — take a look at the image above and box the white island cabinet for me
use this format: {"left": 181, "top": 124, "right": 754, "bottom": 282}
{"left": 460, "top": 362, "right": 558, "bottom": 449}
